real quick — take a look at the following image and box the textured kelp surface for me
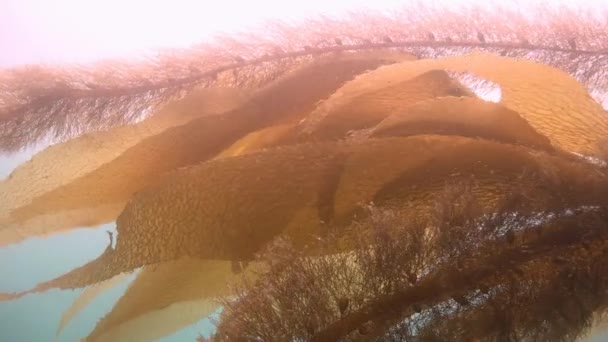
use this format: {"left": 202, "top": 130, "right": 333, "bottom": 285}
{"left": 2, "top": 2, "right": 608, "bottom": 341}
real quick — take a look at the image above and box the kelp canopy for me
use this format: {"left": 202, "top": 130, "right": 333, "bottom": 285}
{"left": 1, "top": 1, "right": 608, "bottom": 341}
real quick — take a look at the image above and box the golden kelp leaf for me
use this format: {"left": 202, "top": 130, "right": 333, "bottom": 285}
{"left": 311, "top": 52, "right": 608, "bottom": 156}
{"left": 215, "top": 72, "right": 478, "bottom": 157}
{"left": 0, "top": 203, "right": 124, "bottom": 247}
{"left": 0, "top": 293, "right": 13, "bottom": 301}
{"left": 335, "top": 49, "right": 418, "bottom": 63}
{"left": 8, "top": 136, "right": 607, "bottom": 297}
{"left": 0, "top": 87, "right": 251, "bottom": 221}
{"left": 3, "top": 55, "right": 391, "bottom": 244}
{"left": 370, "top": 96, "right": 554, "bottom": 151}
{"left": 89, "top": 299, "right": 218, "bottom": 342}
{"left": 330, "top": 137, "right": 605, "bottom": 222}
{"left": 301, "top": 70, "right": 474, "bottom": 139}
{"left": 57, "top": 273, "right": 130, "bottom": 336}
{"left": 86, "top": 258, "right": 257, "bottom": 342}
{"left": 215, "top": 124, "right": 296, "bottom": 159}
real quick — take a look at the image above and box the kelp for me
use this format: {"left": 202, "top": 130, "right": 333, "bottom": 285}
{"left": 0, "top": 203, "right": 125, "bottom": 247}
{"left": 86, "top": 258, "right": 259, "bottom": 342}
{"left": 6, "top": 52, "right": 605, "bottom": 248}
{"left": 3, "top": 135, "right": 607, "bottom": 301}
{"left": 213, "top": 70, "right": 476, "bottom": 156}
{"left": 2, "top": 2, "right": 607, "bottom": 152}
{"left": 370, "top": 95, "right": 554, "bottom": 151}
{"left": 0, "top": 87, "right": 251, "bottom": 216}
{"left": 213, "top": 200, "right": 608, "bottom": 341}
{"left": 57, "top": 273, "right": 130, "bottom": 336}
{"left": 0, "top": 52, "right": 403, "bottom": 245}
{"left": 0, "top": 87, "right": 251, "bottom": 246}
{"left": 307, "top": 52, "right": 608, "bottom": 156}
{"left": 1, "top": 7, "right": 608, "bottom": 339}
{"left": 300, "top": 69, "right": 474, "bottom": 140}
{"left": 215, "top": 124, "right": 297, "bottom": 159}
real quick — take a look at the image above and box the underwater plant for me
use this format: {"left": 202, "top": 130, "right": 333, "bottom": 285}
{"left": 1, "top": 1, "right": 608, "bottom": 341}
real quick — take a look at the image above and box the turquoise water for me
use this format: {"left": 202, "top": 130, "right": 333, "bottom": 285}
{"left": 0, "top": 223, "right": 218, "bottom": 341}
{"left": 1, "top": 223, "right": 607, "bottom": 341}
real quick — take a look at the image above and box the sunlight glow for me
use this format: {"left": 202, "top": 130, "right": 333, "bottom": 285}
{"left": 2, "top": 0, "right": 605, "bottom": 67}
{"left": 1, "top": 0, "right": 408, "bottom": 67}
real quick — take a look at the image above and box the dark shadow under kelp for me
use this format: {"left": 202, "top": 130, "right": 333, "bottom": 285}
{"left": 211, "top": 181, "right": 608, "bottom": 341}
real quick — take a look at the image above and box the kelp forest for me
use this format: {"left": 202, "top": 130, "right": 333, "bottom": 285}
{"left": 1, "top": 1, "right": 608, "bottom": 341}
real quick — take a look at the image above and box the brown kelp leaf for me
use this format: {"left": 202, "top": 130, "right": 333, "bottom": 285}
{"left": 212, "top": 75, "right": 493, "bottom": 158}
{"left": 2, "top": 54, "right": 394, "bottom": 244}
{"left": 0, "top": 203, "right": 125, "bottom": 246}
{"left": 310, "top": 52, "right": 608, "bottom": 156}
{"left": 215, "top": 94, "right": 552, "bottom": 160}
{"left": 301, "top": 70, "right": 474, "bottom": 139}
{"left": 370, "top": 96, "right": 554, "bottom": 151}
{"left": 333, "top": 49, "right": 419, "bottom": 63}
{"left": 57, "top": 273, "right": 130, "bottom": 336}
{"left": 6, "top": 135, "right": 607, "bottom": 297}
{"left": 329, "top": 138, "right": 603, "bottom": 222}
{"left": 215, "top": 124, "right": 297, "bottom": 159}
{"left": 89, "top": 299, "right": 218, "bottom": 342}
{"left": 216, "top": 205, "right": 608, "bottom": 341}
{"left": 0, "top": 87, "right": 251, "bottom": 220}
{"left": 86, "top": 258, "right": 258, "bottom": 342}
{"left": 4, "top": 2, "right": 607, "bottom": 154}
{"left": 0, "top": 203, "right": 124, "bottom": 247}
